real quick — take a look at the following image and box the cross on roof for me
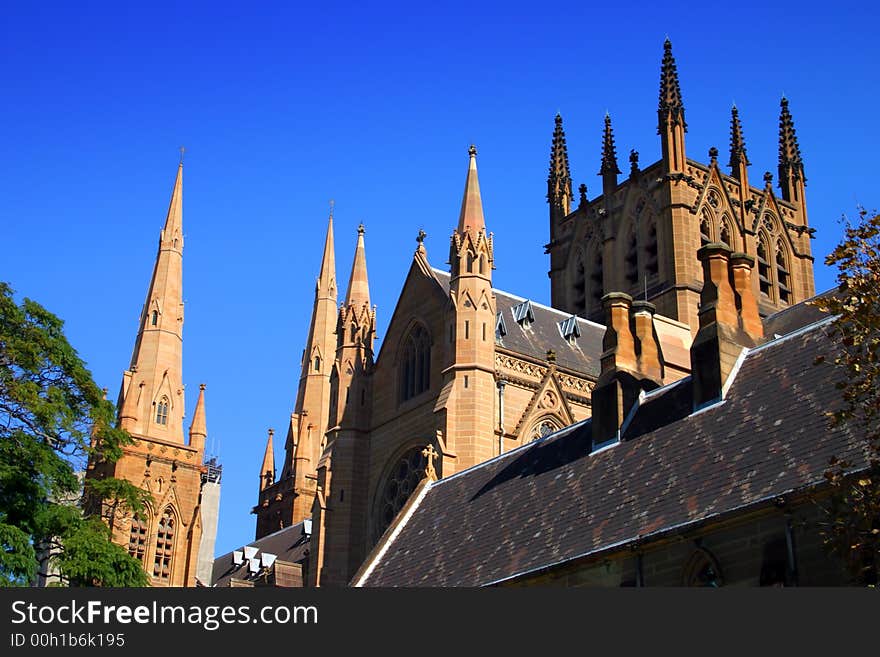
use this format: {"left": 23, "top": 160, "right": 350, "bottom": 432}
{"left": 422, "top": 444, "right": 438, "bottom": 480}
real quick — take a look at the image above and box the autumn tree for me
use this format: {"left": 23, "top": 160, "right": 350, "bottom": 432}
{"left": 813, "top": 208, "right": 880, "bottom": 585}
{"left": 0, "top": 282, "right": 150, "bottom": 586}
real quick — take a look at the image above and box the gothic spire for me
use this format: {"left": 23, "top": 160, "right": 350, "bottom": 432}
{"left": 728, "top": 105, "right": 750, "bottom": 175}
{"left": 188, "top": 383, "right": 207, "bottom": 450}
{"left": 317, "top": 213, "right": 336, "bottom": 298}
{"left": 599, "top": 113, "right": 621, "bottom": 193}
{"left": 260, "top": 429, "right": 275, "bottom": 491}
{"left": 119, "top": 161, "right": 186, "bottom": 441}
{"left": 778, "top": 97, "right": 806, "bottom": 200}
{"left": 658, "top": 38, "right": 686, "bottom": 131}
{"left": 548, "top": 113, "right": 573, "bottom": 217}
{"left": 344, "top": 224, "right": 371, "bottom": 310}
{"left": 457, "top": 145, "right": 486, "bottom": 235}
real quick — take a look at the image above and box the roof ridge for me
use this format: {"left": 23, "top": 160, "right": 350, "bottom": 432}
{"left": 431, "top": 418, "right": 591, "bottom": 488}
{"left": 430, "top": 267, "right": 605, "bottom": 331}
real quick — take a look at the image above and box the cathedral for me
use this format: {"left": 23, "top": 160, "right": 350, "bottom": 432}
{"left": 92, "top": 40, "right": 870, "bottom": 587}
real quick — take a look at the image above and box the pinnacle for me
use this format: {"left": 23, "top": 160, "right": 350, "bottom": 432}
{"left": 599, "top": 113, "right": 622, "bottom": 176}
{"left": 658, "top": 39, "right": 686, "bottom": 131}
{"left": 457, "top": 144, "right": 486, "bottom": 235}
{"left": 728, "top": 105, "right": 750, "bottom": 171}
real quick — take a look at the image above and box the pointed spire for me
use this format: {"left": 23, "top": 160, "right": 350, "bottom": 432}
{"left": 161, "top": 162, "right": 184, "bottom": 247}
{"left": 260, "top": 428, "right": 275, "bottom": 491}
{"left": 728, "top": 105, "right": 750, "bottom": 175}
{"left": 658, "top": 38, "right": 686, "bottom": 131}
{"left": 548, "top": 114, "right": 573, "bottom": 216}
{"left": 778, "top": 96, "right": 805, "bottom": 194}
{"left": 599, "top": 113, "right": 621, "bottom": 194}
{"left": 120, "top": 161, "right": 186, "bottom": 441}
{"left": 317, "top": 213, "right": 336, "bottom": 298}
{"left": 188, "top": 383, "right": 207, "bottom": 450}
{"left": 344, "top": 224, "right": 371, "bottom": 309}
{"left": 457, "top": 145, "right": 486, "bottom": 235}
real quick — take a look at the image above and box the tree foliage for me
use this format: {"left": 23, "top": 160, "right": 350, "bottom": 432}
{"left": 0, "top": 282, "right": 150, "bottom": 586}
{"left": 813, "top": 208, "right": 880, "bottom": 585}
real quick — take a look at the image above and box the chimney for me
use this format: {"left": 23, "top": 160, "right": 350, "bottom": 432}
{"left": 632, "top": 301, "right": 664, "bottom": 383}
{"left": 691, "top": 243, "right": 756, "bottom": 408}
{"left": 591, "top": 293, "right": 662, "bottom": 447}
{"left": 729, "top": 252, "right": 763, "bottom": 342}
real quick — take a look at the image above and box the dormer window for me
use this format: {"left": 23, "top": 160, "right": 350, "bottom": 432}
{"left": 558, "top": 315, "right": 581, "bottom": 344}
{"left": 495, "top": 312, "right": 507, "bottom": 339}
{"left": 511, "top": 300, "right": 535, "bottom": 328}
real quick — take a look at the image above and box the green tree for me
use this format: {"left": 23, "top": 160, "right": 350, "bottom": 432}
{"left": 0, "top": 281, "right": 150, "bottom": 586}
{"left": 813, "top": 208, "right": 880, "bottom": 586}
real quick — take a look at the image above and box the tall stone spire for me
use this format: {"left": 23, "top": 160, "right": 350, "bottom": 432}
{"left": 658, "top": 38, "right": 687, "bottom": 173}
{"left": 728, "top": 105, "right": 750, "bottom": 176}
{"left": 260, "top": 429, "right": 275, "bottom": 491}
{"left": 345, "top": 224, "right": 371, "bottom": 310}
{"left": 548, "top": 113, "right": 573, "bottom": 224}
{"left": 457, "top": 145, "right": 486, "bottom": 235}
{"left": 599, "top": 113, "right": 622, "bottom": 194}
{"left": 188, "top": 383, "right": 207, "bottom": 452}
{"left": 778, "top": 97, "right": 806, "bottom": 203}
{"left": 118, "top": 162, "right": 186, "bottom": 442}
{"left": 317, "top": 213, "right": 336, "bottom": 297}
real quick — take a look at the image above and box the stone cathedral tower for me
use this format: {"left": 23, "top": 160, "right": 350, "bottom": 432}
{"left": 88, "top": 162, "right": 214, "bottom": 587}
{"left": 547, "top": 39, "right": 815, "bottom": 331}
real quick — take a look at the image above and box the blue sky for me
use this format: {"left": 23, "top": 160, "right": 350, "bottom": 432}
{"left": 2, "top": 2, "right": 877, "bottom": 557}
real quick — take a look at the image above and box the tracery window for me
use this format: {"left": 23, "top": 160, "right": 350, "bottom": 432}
{"left": 374, "top": 446, "right": 439, "bottom": 541}
{"left": 776, "top": 240, "right": 791, "bottom": 305}
{"left": 757, "top": 233, "right": 772, "bottom": 298}
{"left": 530, "top": 418, "right": 560, "bottom": 442}
{"left": 682, "top": 547, "right": 724, "bottom": 587}
{"left": 572, "top": 252, "right": 586, "bottom": 314}
{"left": 719, "top": 216, "right": 732, "bottom": 248}
{"left": 589, "top": 246, "right": 604, "bottom": 310}
{"left": 155, "top": 398, "right": 168, "bottom": 425}
{"left": 700, "top": 212, "right": 712, "bottom": 247}
{"left": 128, "top": 515, "right": 148, "bottom": 563}
{"left": 153, "top": 508, "right": 175, "bottom": 580}
{"left": 624, "top": 229, "right": 638, "bottom": 288}
{"left": 644, "top": 218, "right": 658, "bottom": 278}
{"left": 399, "top": 325, "right": 431, "bottom": 402}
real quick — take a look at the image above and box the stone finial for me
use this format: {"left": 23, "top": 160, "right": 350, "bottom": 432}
{"left": 546, "top": 349, "right": 557, "bottom": 364}
{"left": 629, "top": 149, "right": 639, "bottom": 177}
{"left": 763, "top": 171, "right": 773, "bottom": 186}
{"left": 578, "top": 183, "right": 588, "bottom": 208}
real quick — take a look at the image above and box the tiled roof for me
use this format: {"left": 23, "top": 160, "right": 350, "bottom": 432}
{"left": 211, "top": 522, "right": 310, "bottom": 587}
{"left": 762, "top": 290, "right": 834, "bottom": 339}
{"left": 358, "top": 317, "right": 868, "bottom": 586}
{"left": 432, "top": 269, "right": 605, "bottom": 375}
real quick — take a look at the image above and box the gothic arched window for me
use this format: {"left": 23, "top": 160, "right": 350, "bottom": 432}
{"left": 314, "top": 355, "right": 321, "bottom": 372}
{"left": 624, "top": 228, "right": 638, "bottom": 289}
{"left": 776, "top": 239, "right": 791, "bottom": 305}
{"left": 155, "top": 398, "right": 168, "bottom": 425}
{"left": 466, "top": 252, "right": 474, "bottom": 273}
{"left": 127, "top": 515, "right": 148, "bottom": 563}
{"left": 530, "top": 417, "right": 561, "bottom": 442}
{"left": 374, "top": 445, "right": 440, "bottom": 542}
{"left": 399, "top": 325, "right": 431, "bottom": 402}
{"left": 719, "top": 216, "right": 732, "bottom": 248}
{"left": 153, "top": 508, "right": 175, "bottom": 580}
{"left": 572, "top": 252, "right": 586, "bottom": 314}
{"left": 682, "top": 547, "right": 724, "bottom": 587}
{"left": 589, "top": 245, "right": 604, "bottom": 311}
{"left": 151, "top": 310, "right": 158, "bottom": 326}
{"left": 700, "top": 211, "right": 713, "bottom": 247}
{"left": 644, "top": 218, "right": 659, "bottom": 278}
{"left": 757, "top": 233, "right": 772, "bottom": 298}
